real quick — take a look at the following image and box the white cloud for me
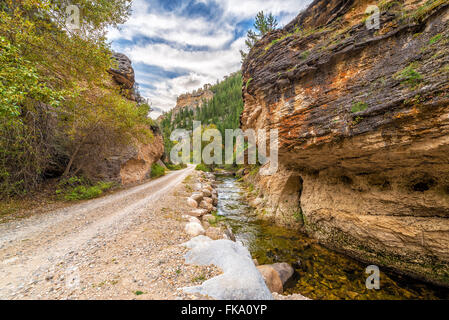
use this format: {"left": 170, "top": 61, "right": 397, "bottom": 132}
{"left": 108, "top": 0, "right": 312, "bottom": 118}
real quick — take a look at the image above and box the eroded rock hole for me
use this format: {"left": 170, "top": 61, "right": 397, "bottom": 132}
{"left": 280, "top": 175, "right": 305, "bottom": 225}
{"left": 340, "top": 175, "right": 353, "bottom": 185}
{"left": 412, "top": 178, "right": 436, "bottom": 192}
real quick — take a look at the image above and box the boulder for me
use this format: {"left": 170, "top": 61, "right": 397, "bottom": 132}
{"left": 188, "top": 217, "right": 202, "bottom": 225}
{"left": 109, "top": 52, "right": 135, "bottom": 89}
{"left": 257, "top": 265, "right": 283, "bottom": 294}
{"left": 203, "top": 197, "right": 213, "bottom": 205}
{"left": 202, "top": 214, "right": 214, "bottom": 223}
{"left": 181, "top": 236, "right": 273, "bottom": 300}
{"left": 193, "top": 183, "right": 202, "bottom": 191}
{"left": 191, "top": 192, "right": 204, "bottom": 203}
{"left": 187, "top": 197, "right": 199, "bottom": 208}
{"left": 199, "top": 201, "right": 214, "bottom": 212}
{"left": 272, "top": 292, "right": 311, "bottom": 300}
{"left": 270, "top": 263, "right": 294, "bottom": 285}
{"left": 205, "top": 227, "right": 223, "bottom": 240}
{"left": 185, "top": 222, "right": 205, "bottom": 237}
{"left": 250, "top": 198, "right": 264, "bottom": 207}
{"left": 188, "top": 209, "right": 208, "bottom": 217}
{"left": 202, "top": 189, "right": 212, "bottom": 198}
{"left": 202, "top": 220, "right": 211, "bottom": 230}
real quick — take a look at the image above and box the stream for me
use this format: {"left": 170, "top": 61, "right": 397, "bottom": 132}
{"left": 215, "top": 175, "right": 449, "bottom": 300}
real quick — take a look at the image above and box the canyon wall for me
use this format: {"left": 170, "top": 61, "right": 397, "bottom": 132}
{"left": 170, "top": 85, "right": 214, "bottom": 121}
{"left": 241, "top": 0, "right": 449, "bottom": 286}
{"left": 84, "top": 53, "right": 164, "bottom": 185}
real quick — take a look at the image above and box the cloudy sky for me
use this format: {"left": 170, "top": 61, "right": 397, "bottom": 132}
{"left": 108, "top": 0, "right": 311, "bottom": 118}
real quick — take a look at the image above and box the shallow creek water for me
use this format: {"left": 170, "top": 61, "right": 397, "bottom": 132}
{"left": 215, "top": 175, "right": 449, "bottom": 300}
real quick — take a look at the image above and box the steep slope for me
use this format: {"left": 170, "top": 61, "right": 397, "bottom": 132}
{"left": 241, "top": 0, "right": 449, "bottom": 286}
{"left": 0, "top": 1, "right": 163, "bottom": 197}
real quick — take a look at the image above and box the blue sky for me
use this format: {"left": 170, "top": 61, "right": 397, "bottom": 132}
{"left": 108, "top": 0, "right": 311, "bottom": 118}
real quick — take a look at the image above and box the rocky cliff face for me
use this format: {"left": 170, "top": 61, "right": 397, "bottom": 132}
{"left": 108, "top": 52, "right": 144, "bottom": 102}
{"left": 84, "top": 53, "right": 164, "bottom": 185}
{"left": 169, "top": 84, "right": 214, "bottom": 121}
{"left": 241, "top": 0, "right": 449, "bottom": 286}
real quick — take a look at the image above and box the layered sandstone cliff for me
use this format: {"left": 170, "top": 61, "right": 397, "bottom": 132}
{"left": 170, "top": 84, "right": 214, "bottom": 121}
{"left": 241, "top": 0, "right": 449, "bottom": 286}
{"left": 83, "top": 53, "right": 164, "bottom": 185}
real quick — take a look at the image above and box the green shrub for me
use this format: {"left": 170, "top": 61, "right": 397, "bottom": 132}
{"left": 195, "top": 164, "right": 211, "bottom": 172}
{"left": 150, "top": 163, "right": 166, "bottom": 178}
{"left": 56, "top": 177, "right": 114, "bottom": 201}
{"left": 379, "top": 0, "right": 402, "bottom": 11}
{"left": 351, "top": 101, "right": 369, "bottom": 113}
{"left": 413, "top": 0, "right": 446, "bottom": 21}
{"left": 301, "top": 50, "right": 310, "bottom": 59}
{"left": 429, "top": 34, "right": 443, "bottom": 45}
{"left": 395, "top": 64, "right": 423, "bottom": 86}
{"left": 166, "top": 163, "right": 187, "bottom": 171}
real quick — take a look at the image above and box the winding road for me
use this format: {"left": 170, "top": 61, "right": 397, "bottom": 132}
{"left": 0, "top": 165, "right": 196, "bottom": 299}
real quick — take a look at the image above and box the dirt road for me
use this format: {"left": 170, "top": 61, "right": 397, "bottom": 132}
{"left": 0, "top": 165, "right": 219, "bottom": 300}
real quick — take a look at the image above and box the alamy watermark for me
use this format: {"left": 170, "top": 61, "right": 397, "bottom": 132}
{"left": 366, "top": 265, "right": 381, "bottom": 290}
{"left": 66, "top": 4, "right": 80, "bottom": 31}
{"left": 366, "top": 5, "right": 380, "bottom": 30}
{"left": 66, "top": 266, "right": 80, "bottom": 289}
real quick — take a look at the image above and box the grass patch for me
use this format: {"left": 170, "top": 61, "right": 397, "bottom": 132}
{"left": 195, "top": 163, "right": 212, "bottom": 172}
{"left": 300, "top": 50, "right": 310, "bottom": 60}
{"left": 0, "top": 200, "right": 20, "bottom": 217}
{"left": 166, "top": 163, "right": 187, "bottom": 171}
{"left": 429, "top": 34, "right": 443, "bottom": 45}
{"left": 208, "top": 211, "right": 225, "bottom": 226}
{"left": 150, "top": 163, "right": 166, "bottom": 178}
{"left": 413, "top": 0, "right": 446, "bottom": 21}
{"left": 56, "top": 176, "right": 114, "bottom": 201}
{"left": 248, "top": 165, "right": 260, "bottom": 177}
{"left": 352, "top": 116, "right": 364, "bottom": 125}
{"left": 264, "top": 31, "right": 298, "bottom": 51}
{"left": 192, "top": 274, "right": 206, "bottom": 283}
{"left": 293, "top": 208, "right": 305, "bottom": 224}
{"left": 351, "top": 101, "right": 368, "bottom": 113}
{"left": 379, "top": 0, "right": 402, "bottom": 11}
{"left": 394, "top": 63, "right": 423, "bottom": 86}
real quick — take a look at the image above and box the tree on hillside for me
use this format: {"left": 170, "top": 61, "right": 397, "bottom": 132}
{"left": 0, "top": 0, "right": 152, "bottom": 198}
{"left": 159, "top": 72, "right": 244, "bottom": 164}
{"left": 240, "top": 11, "right": 278, "bottom": 61}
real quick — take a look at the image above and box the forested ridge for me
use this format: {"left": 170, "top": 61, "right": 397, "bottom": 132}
{"left": 160, "top": 72, "right": 244, "bottom": 158}
{"left": 0, "top": 0, "right": 155, "bottom": 199}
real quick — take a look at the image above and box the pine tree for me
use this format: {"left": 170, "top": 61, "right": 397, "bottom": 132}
{"left": 240, "top": 11, "right": 278, "bottom": 61}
